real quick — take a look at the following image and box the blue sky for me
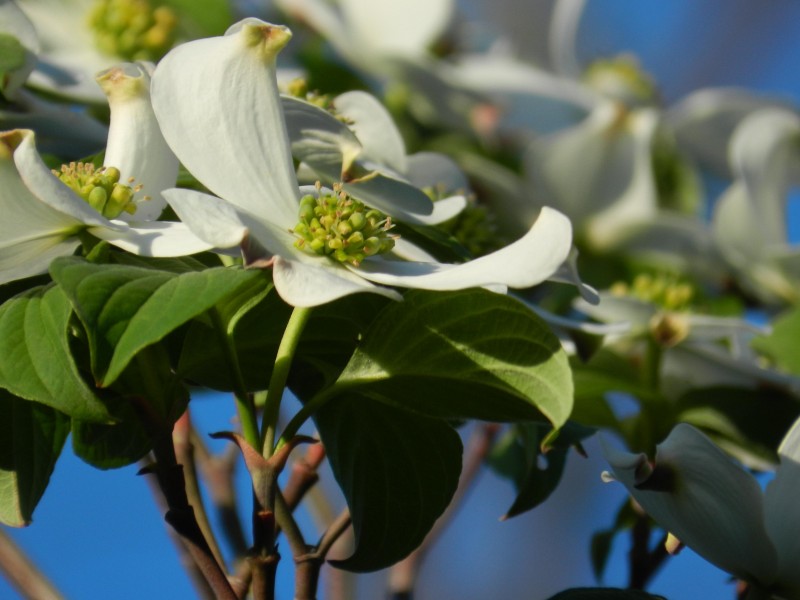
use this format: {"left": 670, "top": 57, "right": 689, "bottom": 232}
{"left": 3, "top": 1, "right": 800, "bottom": 598}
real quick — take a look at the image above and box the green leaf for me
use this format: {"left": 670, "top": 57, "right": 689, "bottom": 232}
{"left": 50, "top": 257, "right": 267, "bottom": 386}
{"left": 546, "top": 588, "right": 666, "bottom": 600}
{"left": 71, "top": 416, "right": 152, "bottom": 469}
{"left": 0, "top": 389, "right": 70, "bottom": 526}
{"left": 334, "top": 289, "right": 573, "bottom": 427}
{"left": 315, "top": 394, "right": 462, "bottom": 572}
{"left": 0, "top": 33, "right": 25, "bottom": 94}
{"left": 0, "top": 284, "right": 111, "bottom": 421}
{"left": 752, "top": 306, "right": 800, "bottom": 375}
{"left": 489, "top": 421, "right": 594, "bottom": 518}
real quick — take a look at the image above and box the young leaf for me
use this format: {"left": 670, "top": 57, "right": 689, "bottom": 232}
{"left": 49, "top": 257, "right": 268, "bottom": 386}
{"left": 315, "top": 393, "right": 462, "bottom": 572}
{"left": 334, "top": 289, "right": 573, "bottom": 428}
{"left": 0, "top": 284, "right": 110, "bottom": 421}
{"left": 752, "top": 306, "right": 800, "bottom": 375}
{"left": 489, "top": 422, "right": 594, "bottom": 518}
{"left": 0, "top": 390, "right": 70, "bottom": 527}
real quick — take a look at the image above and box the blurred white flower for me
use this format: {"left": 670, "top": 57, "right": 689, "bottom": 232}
{"left": 603, "top": 420, "right": 800, "bottom": 599}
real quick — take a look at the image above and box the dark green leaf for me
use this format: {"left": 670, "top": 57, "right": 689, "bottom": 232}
{"left": 489, "top": 422, "right": 594, "bottom": 518}
{"left": 0, "top": 33, "right": 25, "bottom": 95}
{"left": 0, "top": 284, "right": 110, "bottom": 421}
{"left": 71, "top": 415, "right": 152, "bottom": 470}
{"left": 334, "top": 289, "right": 573, "bottom": 427}
{"left": 315, "top": 395, "right": 462, "bottom": 572}
{"left": 50, "top": 257, "right": 267, "bottom": 386}
{"left": 546, "top": 588, "right": 666, "bottom": 600}
{"left": 0, "top": 389, "right": 70, "bottom": 526}
{"left": 677, "top": 386, "right": 800, "bottom": 468}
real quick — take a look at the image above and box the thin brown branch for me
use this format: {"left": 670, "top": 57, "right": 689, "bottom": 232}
{"left": 174, "top": 411, "right": 226, "bottom": 569}
{"left": 388, "top": 423, "right": 500, "bottom": 598}
{"left": 0, "top": 527, "right": 63, "bottom": 600}
{"left": 283, "top": 443, "right": 327, "bottom": 512}
{"left": 192, "top": 428, "right": 249, "bottom": 559}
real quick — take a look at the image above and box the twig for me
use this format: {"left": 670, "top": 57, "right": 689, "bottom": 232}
{"left": 388, "top": 423, "right": 500, "bottom": 598}
{"left": 191, "top": 425, "right": 249, "bottom": 559}
{"left": 283, "top": 443, "right": 326, "bottom": 511}
{"left": 0, "top": 527, "right": 63, "bottom": 600}
{"left": 174, "top": 411, "right": 226, "bottom": 569}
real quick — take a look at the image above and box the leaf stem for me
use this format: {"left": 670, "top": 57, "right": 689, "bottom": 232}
{"left": 261, "top": 306, "right": 313, "bottom": 456}
{"left": 210, "top": 308, "right": 261, "bottom": 450}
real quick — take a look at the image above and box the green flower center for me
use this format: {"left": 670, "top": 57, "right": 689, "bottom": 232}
{"left": 54, "top": 162, "right": 142, "bottom": 219}
{"left": 610, "top": 273, "right": 694, "bottom": 312}
{"left": 292, "top": 186, "right": 396, "bottom": 267}
{"left": 583, "top": 55, "right": 658, "bottom": 107}
{"left": 87, "top": 0, "right": 178, "bottom": 62}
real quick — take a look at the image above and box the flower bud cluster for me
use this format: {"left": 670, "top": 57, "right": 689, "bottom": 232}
{"left": 88, "top": 0, "right": 178, "bottom": 62}
{"left": 611, "top": 273, "right": 694, "bottom": 312}
{"left": 54, "top": 162, "right": 142, "bottom": 219}
{"left": 285, "top": 78, "right": 336, "bottom": 113}
{"left": 293, "top": 185, "right": 396, "bottom": 266}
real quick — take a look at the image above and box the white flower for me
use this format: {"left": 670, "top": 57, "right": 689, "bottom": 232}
{"left": 603, "top": 420, "right": 800, "bottom": 599}
{"left": 712, "top": 107, "right": 800, "bottom": 305}
{"left": 151, "top": 19, "right": 573, "bottom": 307}
{"left": 0, "top": 62, "right": 211, "bottom": 284}
{"left": 14, "top": 0, "right": 180, "bottom": 102}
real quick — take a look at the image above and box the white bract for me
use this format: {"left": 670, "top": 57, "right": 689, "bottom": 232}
{"left": 0, "top": 61, "right": 211, "bottom": 285}
{"left": 150, "top": 19, "right": 573, "bottom": 307}
{"left": 603, "top": 420, "right": 800, "bottom": 599}
{"left": 712, "top": 107, "right": 800, "bottom": 306}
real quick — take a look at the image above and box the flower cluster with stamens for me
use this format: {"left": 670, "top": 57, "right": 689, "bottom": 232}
{"left": 292, "top": 184, "right": 397, "bottom": 266}
{"left": 88, "top": 0, "right": 178, "bottom": 62}
{"left": 54, "top": 162, "right": 144, "bottom": 219}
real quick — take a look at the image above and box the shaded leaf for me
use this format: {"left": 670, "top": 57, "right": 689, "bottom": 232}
{"left": 0, "top": 390, "right": 70, "bottom": 526}
{"left": 489, "top": 421, "right": 594, "bottom": 518}
{"left": 0, "top": 284, "right": 110, "bottom": 421}
{"left": 316, "top": 395, "right": 462, "bottom": 572}
{"left": 335, "top": 289, "right": 573, "bottom": 427}
{"left": 50, "top": 257, "right": 266, "bottom": 386}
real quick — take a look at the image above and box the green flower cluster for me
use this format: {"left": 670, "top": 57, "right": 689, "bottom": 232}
{"left": 611, "top": 273, "right": 695, "bottom": 311}
{"left": 293, "top": 186, "right": 396, "bottom": 266}
{"left": 88, "top": 0, "right": 178, "bottom": 62}
{"left": 54, "top": 162, "right": 140, "bottom": 219}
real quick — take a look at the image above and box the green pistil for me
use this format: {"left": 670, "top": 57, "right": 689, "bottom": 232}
{"left": 292, "top": 186, "right": 396, "bottom": 266}
{"left": 610, "top": 273, "right": 694, "bottom": 312}
{"left": 54, "top": 162, "right": 141, "bottom": 219}
{"left": 88, "top": 0, "right": 178, "bottom": 62}
{"left": 583, "top": 54, "right": 658, "bottom": 106}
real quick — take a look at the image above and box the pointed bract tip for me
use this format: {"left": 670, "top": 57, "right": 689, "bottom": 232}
{"left": 0, "top": 129, "right": 28, "bottom": 158}
{"left": 237, "top": 19, "right": 292, "bottom": 56}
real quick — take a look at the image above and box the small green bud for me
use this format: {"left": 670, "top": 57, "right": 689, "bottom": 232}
{"left": 87, "top": 186, "right": 108, "bottom": 213}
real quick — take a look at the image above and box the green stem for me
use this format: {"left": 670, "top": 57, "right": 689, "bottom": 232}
{"left": 260, "top": 306, "right": 314, "bottom": 457}
{"left": 210, "top": 309, "right": 261, "bottom": 449}
{"left": 642, "top": 336, "right": 662, "bottom": 392}
{"left": 275, "top": 384, "right": 341, "bottom": 451}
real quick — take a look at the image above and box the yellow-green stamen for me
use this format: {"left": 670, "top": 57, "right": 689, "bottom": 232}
{"left": 292, "top": 184, "right": 396, "bottom": 266}
{"left": 54, "top": 162, "right": 142, "bottom": 219}
{"left": 87, "top": 0, "right": 178, "bottom": 62}
{"left": 610, "top": 273, "right": 695, "bottom": 312}
{"left": 583, "top": 54, "right": 658, "bottom": 107}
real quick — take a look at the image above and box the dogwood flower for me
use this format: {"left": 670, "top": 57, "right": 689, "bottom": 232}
{"left": 0, "top": 61, "right": 210, "bottom": 284}
{"left": 14, "top": 0, "right": 180, "bottom": 102}
{"left": 151, "top": 19, "right": 573, "bottom": 307}
{"left": 712, "top": 107, "right": 800, "bottom": 306}
{"left": 602, "top": 420, "right": 800, "bottom": 599}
